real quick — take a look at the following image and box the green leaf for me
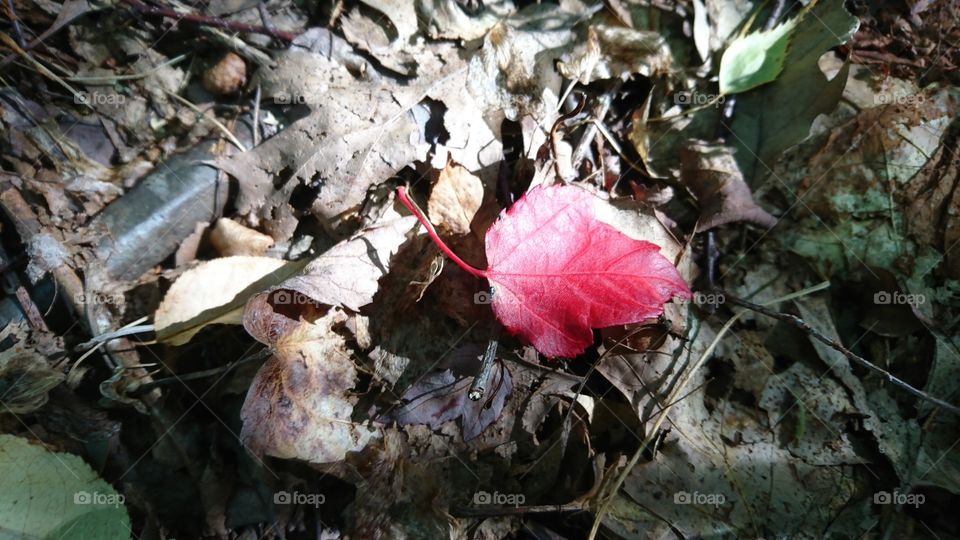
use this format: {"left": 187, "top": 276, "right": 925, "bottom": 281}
{"left": 729, "top": 0, "right": 860, "bottom": 182}
{"left": 0, "top": 434, "right": 130, "bottom": 540}
{"left": 719, "top": 18, "right": 796, "bottom": 94}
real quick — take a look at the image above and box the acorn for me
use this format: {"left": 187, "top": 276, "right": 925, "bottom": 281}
{"left": 202, "top": 52, "right": 246, "bottom": 95}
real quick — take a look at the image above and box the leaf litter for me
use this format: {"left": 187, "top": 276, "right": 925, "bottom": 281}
{"left": 1, "top": 0, "right": 959, "bottom": 538}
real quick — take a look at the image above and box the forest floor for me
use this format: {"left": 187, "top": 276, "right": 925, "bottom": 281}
{"left": 0, "top": 0, "right": 959, "bottom": 538}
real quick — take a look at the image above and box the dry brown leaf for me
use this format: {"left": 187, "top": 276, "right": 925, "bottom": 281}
{"left": 214, "top": 52, "right": 430, "bottom": 235}
{"left": 427, "top": 155, "right": 484, "bottom": 235}
{"left": 557, "top": 25, "right": 672, "bottom": 84}
{"left": 0, "top": 324, "right": 63, "bottom": 415}
{"left": 240, "top": 310, "right": 378, "bottom": 463}
{"left": 681, "top": 140, "right": 777, "bottom": 230}
{"left": 209, "top": 218, "right": 274, "bottom": 257}
{"left": 154, "top": 256, "right": 301, "bottom": 345}
{"left": 245, "top": 216, "right": 415, "bottom": 325}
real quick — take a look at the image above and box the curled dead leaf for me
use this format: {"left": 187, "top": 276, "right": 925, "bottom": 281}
{"left": 240, "top": 311, "right": 379, "bottom": 463}
{"left": 681, "top": 140, "right": 777, "bottom": 231}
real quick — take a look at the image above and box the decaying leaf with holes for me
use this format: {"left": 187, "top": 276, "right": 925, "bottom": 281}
{"left": 240, "top": 310, "right": 378, "bottom": 463}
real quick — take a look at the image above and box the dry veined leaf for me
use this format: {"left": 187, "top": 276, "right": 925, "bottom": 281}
{"left": 240, "top": 310, "right": 378, "bottom": 464}
{"left": 384, "top": 343, "right": 513, "bottom": 441}
{"left": 387, "top": 366, "right": 512, "bottom": 442}
{"left": 427, "top": 155, "right": 484, "bottom": 235}
{"left": 557, "top": 25, "right": 672, "bottom": 84}
{"left": 215, "top": 51, "right": 430, "bottom": 234}
{"left": 154, "top": 256, "right": 302, "bottom": 345}
{"left": 680, "top": 140, "right": 777, "bottom": 231}
{"left": 246, "top": 216, "right": 415, "bottom": 322}
{"left": 209, "top": 218, "right": 274, "bottom": 257}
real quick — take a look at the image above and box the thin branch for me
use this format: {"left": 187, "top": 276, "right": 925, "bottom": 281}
{"left": 451, "top": 501, "right": 586, "bottom": 517}
{"left": 122, "top": 0, "right": 298, "bottom": 42}
{"left": 719, "top": 290, "right": 960, "bottom": 417}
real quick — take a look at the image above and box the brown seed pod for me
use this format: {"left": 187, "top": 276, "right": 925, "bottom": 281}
{"left": 202, "top": 52, "right": 247, "bottom": 95}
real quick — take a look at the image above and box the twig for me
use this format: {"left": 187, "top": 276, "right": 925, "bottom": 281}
{"left": 252, "top": 83, "right": 261, "bottom": 147}
{"left": 0, "top": 33, "right": 88, "bottom": 107}
{"left": 257, "top": 2, "right": 276, "bottom": 36}
{"left": 5, "top": 0, "right": 28, "bottom": 49}
{"left": 132, "top": 346, "right": 271, "bottom": 393}
{"left": 451, "top": 501, "right": 586, "bottom": 517}
{"left": 572, "top": 81, "right": 621, "bottom": 166}
{"left": 165, "top": 90, "right": 247, "bottom": 152}
{"left": 0, "top": 188, "right": 85, "bottom": 320}
{"left": 69, "top": 316, "right": 150, "bottom": 376}
{"left": 65, "top": 53, "right": 189, "bottom": 83}
{"left": 76, "top": 320, "right": 154, "bottom": 350}
{"left": 15, "top": 286, "right": 49, "bottom": 332}
{"left": 121, "top": 0, "right": 298, "bottom": 42}
{"left": 0, "top": 0, "right": 90, "bottom": 69}
{"left": 719, "top": 290, "right": 960, "bottom": 416}
{"left": 549, "top": 93, "right": 585, "bottom": 182}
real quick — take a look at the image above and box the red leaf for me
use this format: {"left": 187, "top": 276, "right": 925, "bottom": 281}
{"left": 398, "top": 184, "right": 691, "bottom": 358}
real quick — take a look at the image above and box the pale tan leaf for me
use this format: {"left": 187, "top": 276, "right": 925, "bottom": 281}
{"left": 427, "top": 155, "right": 484, "bottom": 235}
{"left": 247, "top": 216, "right": 415, "bottom": 319}
{"left": 155, "top": 256, "right": 302, "bottom": 345}
{"left": 209, "top": 218, "right": 274, "bottom": 257}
